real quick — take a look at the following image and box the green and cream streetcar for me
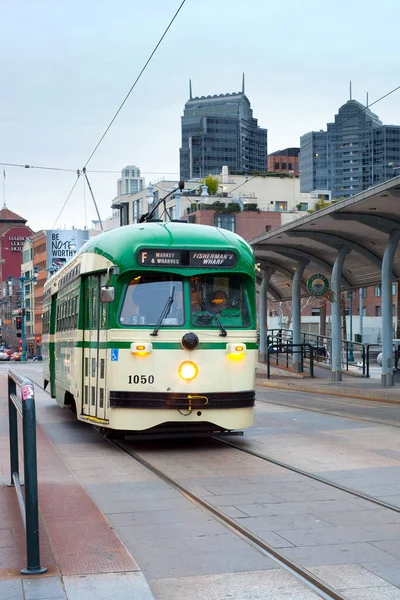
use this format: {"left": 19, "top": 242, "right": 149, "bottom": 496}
{"left": 42, "top": 222, "right": 257, "bottom": 433}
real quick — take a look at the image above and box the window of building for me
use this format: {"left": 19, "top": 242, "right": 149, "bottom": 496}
{"left": 121, "top": 203, "right": 129, "bottom": 226}
{"left": 214, "top": 214, "right": 235, "bottom": 232}
{"left": 288, "top": 163, "right": 293, "bottom": 170}
{"left": 298, "top": 202, "right": 308, "bottom": 211}
{"left": 129, "top": 180, "right": 138, "bottom": 194}
{"left": 281, "top": 162, "right": 287, "bottom": 170}
{"left": 311, "top": 308, "right": 320, "bottom": 316}
{"left": 362, "top": 307, "right": 367, "bottom": 316}
{"left": 361, "top": 288, "right": 367, "bottom": 298}
{"left": 375, "top": 306, "right": 381, "bottom": 317}
{"left": 274, "top": 163, "right": 280, "bottom": 169}
{"left": 393, "top": 304, "right": 396, "bottom": 316}
{"left": 393, "top": 282, "right": 397, "bottom": 295}
{"left": 274, "top": 202, "right": 287, "bottom": 212}
{"left": 374, "top": 285, "right": 381, "bottom": 297}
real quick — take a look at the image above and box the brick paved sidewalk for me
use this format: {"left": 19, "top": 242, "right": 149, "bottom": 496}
{"left": 0, "top": 373, "right": 154, "bottom": 600}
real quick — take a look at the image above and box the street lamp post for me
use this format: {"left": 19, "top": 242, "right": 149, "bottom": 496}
{"left": 16, "top": 268, "right": 37, "bottom": 362}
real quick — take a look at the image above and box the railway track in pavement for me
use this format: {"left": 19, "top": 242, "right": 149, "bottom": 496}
{"left": 109, "top": 436, "right": 351, "bottom": 600}
{"left": 11, "top": 364, "right": 400, "bottom": 598}
{"left": 212, "top": 437, "right": 400, "bottom": 515}
{"left": 255, "top": 394, "right": 400, "bottom": 429}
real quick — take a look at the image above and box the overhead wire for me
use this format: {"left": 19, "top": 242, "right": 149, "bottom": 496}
{"left": 51, "top": 0, "right": 187, "bottom": 228}
{"left": 0, "top": 161, "right": 76, "bottom": 172}
{"left": 81, "top": 0, "right": 187, "bottom": 172}
{"left": 0, "top": 162, "right": 179, "bottom": 175}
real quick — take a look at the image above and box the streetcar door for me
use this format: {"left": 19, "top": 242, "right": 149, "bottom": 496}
{"left": 49, "top": 293, "right": 57, "bottom": 398}
{"left": 82, "top": 275, "right": 107, "bottom": 420}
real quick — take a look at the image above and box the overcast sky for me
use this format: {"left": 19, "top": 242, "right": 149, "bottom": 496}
{"left": 1, "top": 0, "right": 399, "bottom": 232}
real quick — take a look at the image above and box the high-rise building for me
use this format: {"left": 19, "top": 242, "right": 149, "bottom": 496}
{"left": 179, "top": 76, "right": 268, "bottom": 180}
{"left": 300, "top": 98, "right": 400, "bottom": 198}
{"left": 117, "top": 166, "right": 145, "bottom": 196}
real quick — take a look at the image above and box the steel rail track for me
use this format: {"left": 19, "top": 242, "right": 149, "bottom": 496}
{"left": 214, "top": 437, "right": 400, "bottom": 514}
{"left": 16, "top": 366, "right": 400, "bottom": 514}
{"left": 256, "top": 395, "right": 400, "bottom": 429}
{"left": 16, "top": 365, "right": 398, "bottom": 597}
{"left": 109, "top": 437, "right": 350, "bottom": 600}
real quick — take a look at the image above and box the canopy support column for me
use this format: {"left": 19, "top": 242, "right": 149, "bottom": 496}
{"left": 292, "top": 259, "right": 309, "bottom": 372}
{"left": 259, "top": 268, "right": 273, "bottom": 362}
{"left": 381, "top": 231, "right": 400, "bottom": 386}
{"left": 331, "top": 246, "right": 350, "bottom": 382}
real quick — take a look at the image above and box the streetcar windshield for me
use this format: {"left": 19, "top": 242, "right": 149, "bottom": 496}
{"left": 190, "top": 275, "right": 250, "bottom": 328}
{"left": 120, "top": 275, "right": 184, "bottom": 326}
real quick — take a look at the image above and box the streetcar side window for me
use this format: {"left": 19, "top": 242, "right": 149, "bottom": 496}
{"left": 190, "top": 275, "right": 251, "bottom": 328}
{"left": 92, "top": 288, "right": 98, "bottom": 329}
{"left": 119, "top": 275, "right": 184, "bottom": 327}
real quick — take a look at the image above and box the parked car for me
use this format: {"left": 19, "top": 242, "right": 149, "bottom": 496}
{"left": 0, "top": 351, "right": 10, "bottom": 361}
{"left": 11, "top": 352, "right": 22, "bottom": 361}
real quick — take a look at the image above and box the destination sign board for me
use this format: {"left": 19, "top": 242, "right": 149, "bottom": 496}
{"left": 137, "top": 249, "right": 237, "bottom": 268}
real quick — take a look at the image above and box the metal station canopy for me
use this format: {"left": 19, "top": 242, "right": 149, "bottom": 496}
{"left": 250, "top": 175, "right": 400, "bottom": 301}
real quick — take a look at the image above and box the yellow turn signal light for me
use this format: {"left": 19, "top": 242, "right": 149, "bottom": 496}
{"left": 131, "top": 342, "right": 152, "bottom": 356}
{"left": 178, "top": 361, "right": 199, "bottom": 381}
{"left": 226, "top": 342, "right": 246, "bottom": 361}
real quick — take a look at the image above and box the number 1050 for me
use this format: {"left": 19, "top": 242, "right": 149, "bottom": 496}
{"left": 128, "top": 375, "right": 155, "bottom": 384}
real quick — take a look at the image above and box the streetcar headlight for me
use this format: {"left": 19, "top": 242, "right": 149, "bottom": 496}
{"left": 131, "top": 342, "right": 152, "bottom": 356}
{"left": 226, "top": 342, "right": 246, "bottom": 361}
{"left": 178, "top": 361, "right": 199, "bottom": 381}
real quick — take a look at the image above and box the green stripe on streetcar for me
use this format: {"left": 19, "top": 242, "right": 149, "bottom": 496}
{"left": 58, "top": 341, "right": 258, "bottom": 350}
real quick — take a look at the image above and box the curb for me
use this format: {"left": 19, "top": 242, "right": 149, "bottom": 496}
{"left": 255, "top": 378, "right": 400, "bottom": 405}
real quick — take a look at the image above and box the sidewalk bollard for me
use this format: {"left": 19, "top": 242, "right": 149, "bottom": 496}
{"left": 8, "top": 371, "right": 47, "bottom": 575}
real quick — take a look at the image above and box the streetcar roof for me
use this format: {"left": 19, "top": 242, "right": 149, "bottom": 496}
{"left": 79, "top": 222, "right": 255, "bottom": 273}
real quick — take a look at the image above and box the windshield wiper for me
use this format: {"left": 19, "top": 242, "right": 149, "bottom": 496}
{"left": 150, "top": 286, "right": 175, "bottom": 337}
{"left": 201, "top": 286, "right": 227, "bottom": 337}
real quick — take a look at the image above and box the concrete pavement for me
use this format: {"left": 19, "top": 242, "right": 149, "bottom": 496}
{"left": 257, "top": 362, "right": 400, "bottom": 404}
{"left": 3, "top": 363, "right": 400, "bottom": 598}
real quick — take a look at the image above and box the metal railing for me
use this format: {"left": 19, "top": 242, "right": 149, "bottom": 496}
{"left": 266, "top": 338, "right": 314, "bottom": 379}
{"left": 8, "top": 370, "right": 46, "bottom": 575}
{"left": 263, "top": 329, "right": 400, "bottom": 378}
{"left": 300, "top": 331, "right": 366, "bottom": 373}
{"left": 364, "top": 344, "right": 400, "bottom": 378}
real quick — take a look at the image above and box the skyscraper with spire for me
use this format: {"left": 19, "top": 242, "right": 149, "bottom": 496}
{"left": 300, "top": 87, "right": 400, "bottom": 198}
{"left": 179, "top": 75, "right": 268, "bottom": 180}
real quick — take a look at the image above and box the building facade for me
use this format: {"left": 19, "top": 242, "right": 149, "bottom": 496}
{"left": 300, "top": 99, "right": 400, "bottom": 198}
{"left": 117, "top": 166, "right": 145, "bottom": 196}
{"left": 179, "top": 78, "right": 268, "bottom": 180}
{"left": 268, "top": 148, "right": 300, "bottom": 176}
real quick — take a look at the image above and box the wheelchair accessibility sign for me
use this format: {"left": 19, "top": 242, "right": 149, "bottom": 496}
{"left": 111, "top": 348, "right": 119, "bottom": 361}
